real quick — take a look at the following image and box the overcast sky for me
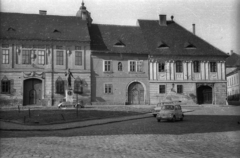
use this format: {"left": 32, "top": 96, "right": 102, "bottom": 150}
{"left": 0, "top": 0, "right": 239, "bottom": 54}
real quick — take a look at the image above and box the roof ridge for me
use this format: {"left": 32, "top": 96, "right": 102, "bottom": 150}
{"left": 92, "top": 23, "right": 139, "bottom": 28}
{"left": 0, "top": 12, "right": 78, "bottom": 18}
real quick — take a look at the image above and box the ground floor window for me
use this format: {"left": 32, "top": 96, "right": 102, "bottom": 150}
{"left": 177, "top": 85, "right": 183, "bottom": 93}
{"left": 159, "top": 85, "right": 166, "bottom": 93}
{"left": 1, "top": 78, "right": 10, "bottom": 94}
{"left": 56, "top": 77, "right": 64, "bottom": 94}
{"left": 104, "top": 84, "right": 113, "bottom": 94}
{"left": 74, "top": 78, "right": 83, "bottom": 93}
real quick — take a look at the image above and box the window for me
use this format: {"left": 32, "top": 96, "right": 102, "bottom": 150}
{"left": 158, "top": 63, "right": 165, "bottom": 72}
{"left": 38, "top": 50, "right": 45, "bottom": 65}
{"left": 176, "top": 61, "right": 183, "bottom": 73}
{"left": 74, "top": 78, "right": 83, "bottom": 93}
{"left": 2, "top": 49, "right": 9, "bottom": 64}
{"left": 159, "top": 85, "right": 166, "bottom": 94}
{"left": 75, "top": 51, "right": 82, "bottom": 66}
{"left": 193, "top": 61, "right": 200, "bottom": 73}
{"left": 56, "top": 77, "right": 64, "bottom": 94}
{"left": 22, "top": 50, "right": 31, "bottom": 64}
{"left": 210, "top": 62, "right": 217, "bottom": 72}
{"left": 129, "top": 60, "right": 143, "bottom": 72}
{"left": 104, "top": 60, "right": 112, "bottom": 72}
{"left": 177, "top": 85, "right": 183, "bottom": 93}
{"left": 118, "top": 62, "right": 122, "bottom": 71}
{"left": 1, "top": 77, "right": 10, "bottom": 94}
{"left": 56, "top": 51, "right": 64, "bottom": 65}
{"left": 104, "top": 84, "right": 113, "bottom": 94}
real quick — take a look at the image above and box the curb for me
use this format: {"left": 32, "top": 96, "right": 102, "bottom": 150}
{"left": 0, "top": 114, "right": 153, "bottom": 131}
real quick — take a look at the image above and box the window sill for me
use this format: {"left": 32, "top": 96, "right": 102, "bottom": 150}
{"left": 103, "top": 71, "right": 114, "bottom": 74}
{"left": 104, "top": 93, "right": 113, "bottom": 95}
{"left": 128, "top": 72, "right": 145, "bottom": 74}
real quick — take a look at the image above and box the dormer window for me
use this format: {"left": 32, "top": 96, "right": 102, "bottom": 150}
{"left": 53, "top": 29, "right": 61, "bottom": 33}
{"left": 157, "top": 41, "right": 169, "bottom": 49}
{"left": 184, "top": 42, "right": 196, "bottom": 49}
{"left": 113, "top": 40, "right": 125, "bottom": 47}
{"left": 7, "top": 27, "right": 15, "bottom": 32}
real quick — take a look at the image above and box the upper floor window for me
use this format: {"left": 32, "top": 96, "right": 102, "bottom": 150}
{"left": 104, "top": 60, "right": 112, "bottom": 72}
{"left": 74, "top": 77, "right": 83, "bottom": 93}
{"left": 210, "top": 62, "right": 217, "bottom": 72}
{"left": 1, "top": 76, "right": 10, "bottom": 94}
{"left": 104, "top": 84, "right": 113, "bottom": 94}
{"left": 2, "top": 49, "right": 9, "bottom": 64}
{"left": 158, "top": 62, "right": 165, "bottom": 72}
{"left": 177, "top": 85, "right": 183, "bottom": 93}
{"left": 176, "top": 61, "right": 183, "bottom": 73}
{"left": 38, "top": 50, "right": 45, "bottom": 65}
{"left": 75, "top": 51, "right": 82, "bottom": 66}
{"left": 56, "top": 77, "right": 64, "bottom": 94}
{"left": 193, "top": 61, "right": 200, "bottom": 73}
{"left": 129, "top": 60, "right": 143, "bottom": 72}
{"left": 159, "top": 85, "right": 166, "bottom": 94}
{"left": 118, "top": 62, "right": 122, "bottom": 71}
{"left": 56, "top": 51, "right": 64, "bottom": 65}
{"left": 22, "top": 50, "right": 31, "bottom": 64}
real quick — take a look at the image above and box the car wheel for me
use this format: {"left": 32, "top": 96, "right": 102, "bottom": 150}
{"left": 153, "top": 114, "right": 157, "bottom": 117}
{"left": 180, "top": 115, "right": 184, "bottom": 121}
{"left": 172, "top": 116, "right": 176, "bottom": 122}
{"left": 157, "top": 118, "right": 161, "bottom": 122}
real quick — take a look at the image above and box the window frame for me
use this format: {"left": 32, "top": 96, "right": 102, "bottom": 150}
{"left": 158, "top": 62, "right": 165, "bottom": 72}
{"left": 193, "top": 61, "right": 200, "bottom": 73}
{"left": 56, "top": 51, "right": 64, "bottom": 65}
{"left": 22, "top": 50, "right": 32, "bottom": 64}
{"left": 159, "top": 85, "right": 166, "bottom": 94}
{"left": 75, "top": 51, "right": 83, "bottom": 66}
{"left": 129, "top": 60, "right": 143, "bottom": 72}
{"left": 210, "top": 62, "right": 217, "bottom": 72}
{"left": 104, "top": 83, "right": 113, "bottom": 94}
{"left": 1, "top": 79, "right": 10, "bottom": 94}
{"left": 74, "top": 79, "right": 83, "bottom": 93}
{"left": 176, "top": 61, "right": 183, "bottom": 73}
{"left": 177, "top": 85, "right": 183, "bottom": 94}
{"left": 103, "top": 60, "right": 112, "bottom": 72}
{"left": 56, "top": 78, "right": 64, "bottom": 94}
{"left": 118, "top": 62, "right": 122, "bottom": 71}
{"left": 38, "top": 50, "right": 45, "bottom": 65}
{"left": 2, "top": 49, "right": 9, "bottom": 64}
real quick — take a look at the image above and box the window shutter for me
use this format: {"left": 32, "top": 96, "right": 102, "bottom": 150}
{"left": 10, "top": 79, "right": 14, "bottom": 94}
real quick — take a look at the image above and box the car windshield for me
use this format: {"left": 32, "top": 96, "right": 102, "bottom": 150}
{"left": 161, "top": 105, "right": 174, "bottom": 110}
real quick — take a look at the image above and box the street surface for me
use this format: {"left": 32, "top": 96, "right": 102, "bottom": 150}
{"left": 1, "top": 106, "right": 240, "bottom": 158}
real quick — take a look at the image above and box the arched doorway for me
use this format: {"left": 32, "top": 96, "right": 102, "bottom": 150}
{"left": 197, "top": 85, "right": 212, "bottom": 104}
{"left": 128, "top": 82, "right": 144, "bottom": 105}
{"left": 24, "top": 78, "right": 42, "bottom": 105}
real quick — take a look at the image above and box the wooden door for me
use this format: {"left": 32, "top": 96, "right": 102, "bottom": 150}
{"left": 24, "top": 79, "right": 42, "bottom": 105}
{"left": 203, "top": 89, "right": 212, "bottom": 104}
{"left": 128, "top": 82, "right": 144, "bottom": 105}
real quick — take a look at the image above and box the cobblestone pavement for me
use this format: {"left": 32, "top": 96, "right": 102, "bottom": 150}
{"left": 1, "top": 106, "right": 240, "bottom": 158}
{"left": 1, "top": 132, "right": 240, "bottom": 158}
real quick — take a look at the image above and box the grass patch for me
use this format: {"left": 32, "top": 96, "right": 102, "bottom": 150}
{"left": 0, "top": 109, "right": 143, "bottom": 125}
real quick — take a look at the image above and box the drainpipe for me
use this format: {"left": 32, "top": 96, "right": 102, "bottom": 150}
{"left": 51, "top": 44, "right": 54, "bottom": 106}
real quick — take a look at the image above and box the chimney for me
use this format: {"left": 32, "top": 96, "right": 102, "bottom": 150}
{"left": 192, "top": 24, "right": 195, "bottom": 35}
{"left": 159, "top": 15, "right": 167, "bottom": 26}
{"left": 39, "top": 10, "right": 47, "bottom": 15}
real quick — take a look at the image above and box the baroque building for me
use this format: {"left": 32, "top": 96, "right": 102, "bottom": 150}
{"left": 0, "top": 3, "right": 92, "bottom": 106}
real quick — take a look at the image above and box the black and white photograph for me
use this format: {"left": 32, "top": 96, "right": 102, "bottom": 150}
{"left": 0, "top": 0, "right": 240, "bottom": 157}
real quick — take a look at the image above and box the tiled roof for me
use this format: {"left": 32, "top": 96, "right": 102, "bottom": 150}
{"left": 138, "top": 20, "right": 228, "bottom": 57}
{"left": 0, "top": 12, "right": 90, "bottom": 42}
{"left": 89, "top": 24, "right": 148, "bottom": 54}
{"left": 226, "top": 53, "right": 240, "bottom": 67}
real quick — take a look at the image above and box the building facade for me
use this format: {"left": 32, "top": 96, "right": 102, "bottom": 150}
{"left": 0, "top": 4, "right": 92, "bottom": 106}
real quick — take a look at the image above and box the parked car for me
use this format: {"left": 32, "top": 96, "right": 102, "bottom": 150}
{"left": 156, "top": 104, "right": 184, "bottom": 122}
{"left": 152, "top": 103, "right": 162, "bottom": 117}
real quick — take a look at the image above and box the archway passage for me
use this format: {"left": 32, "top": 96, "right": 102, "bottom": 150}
{"left": 24, "top": 79, "right": 42, "bottom": 105}
{"left": 197, "top": 85, "right": 212, "bottom": 104}
{"left": 128, "top": 82, "right": 144, "bottom": 105}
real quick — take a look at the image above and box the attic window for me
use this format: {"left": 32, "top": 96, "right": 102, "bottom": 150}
{"left": 53, "top": 29, "right": 61, "bottom": 33}
{"left": 184, "top": 42, "right": 196, "bottom": 49}
{"left": 7, "top": 27, "right": 15, "bottom": 31}
{"left": 113, "top": 40, "right": 125, "bottom": 47}
{"left": 157, "top": 42, "right": 169, "bottom": 49}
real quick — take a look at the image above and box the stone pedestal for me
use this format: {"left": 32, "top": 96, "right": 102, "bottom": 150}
{"left": 65, "top": 88, "right": 74, "bottom": 102}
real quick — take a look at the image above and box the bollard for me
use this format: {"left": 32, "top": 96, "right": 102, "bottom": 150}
{"left": 28, "top": 108, "right": 31, "bottom": 118}
{"left": 61, "top": 114, "right": 65, "bottom": 121}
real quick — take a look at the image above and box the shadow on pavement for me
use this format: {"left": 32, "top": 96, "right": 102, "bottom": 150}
{"left": 1, "top": 114, "right": 240, "bottom": 138}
